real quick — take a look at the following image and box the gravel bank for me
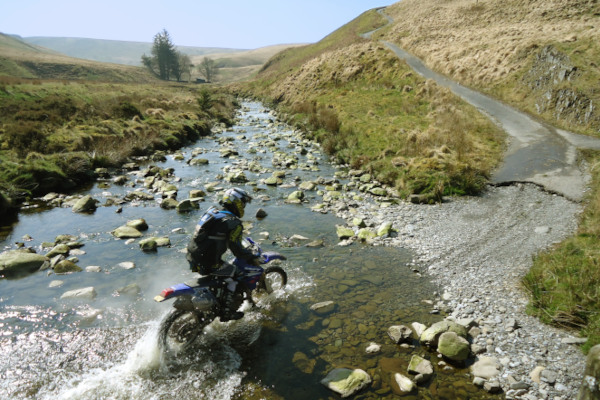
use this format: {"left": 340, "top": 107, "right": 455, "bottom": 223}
{"left": 336, "top": 183, "right": 586, "bottom": 399}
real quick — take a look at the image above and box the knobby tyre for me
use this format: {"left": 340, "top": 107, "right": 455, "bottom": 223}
{"left": 159, "top": 309, "right": 207, "bottom": 353}
{"left": 251, "top": 266, "right": 287, "bottom": 303}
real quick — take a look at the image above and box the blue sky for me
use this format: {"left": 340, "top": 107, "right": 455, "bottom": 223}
{"left": 0, "top": 0, "right": 397, "bottom": 49}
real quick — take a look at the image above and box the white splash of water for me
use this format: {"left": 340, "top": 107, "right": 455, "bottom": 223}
{"left": 43, "top": 324, "right": 165, "bottom": 400}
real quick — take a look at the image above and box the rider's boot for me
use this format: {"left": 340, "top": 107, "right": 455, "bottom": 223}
{"left": 220, "top": 289, "right": 244, "bottom": 322}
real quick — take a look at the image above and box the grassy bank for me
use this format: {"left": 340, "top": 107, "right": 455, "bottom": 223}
{"left": 241, "top": 10, "right": 505, "bottom": 201}
{"left": 0, "top": 79, "right": 237, "bottom": 204}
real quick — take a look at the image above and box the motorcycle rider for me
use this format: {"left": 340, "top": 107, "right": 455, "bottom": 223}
{"left": 186, "top": 187, "right": 259, "bottom": 321}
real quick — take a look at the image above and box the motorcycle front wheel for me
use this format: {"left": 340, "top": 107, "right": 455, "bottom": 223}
{"left": 251, "top": 266, "right": 287, "bottom": 303}
{"left": 159, "top": 309, "right": 208, "bottom": 353}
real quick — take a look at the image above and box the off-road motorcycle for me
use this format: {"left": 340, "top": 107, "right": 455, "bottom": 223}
{"left": 154, "top": 238, "right": 287, "bottom": 353}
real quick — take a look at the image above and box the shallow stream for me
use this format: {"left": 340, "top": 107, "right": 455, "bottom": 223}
{"left": 0, "top": 102, "right": 501, "bottom": 399}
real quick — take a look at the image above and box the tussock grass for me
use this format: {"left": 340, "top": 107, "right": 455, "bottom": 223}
{"left": 241, "top": 8, "right": 505, "bottom": 199}
{"left": 0, "top": 80, "right": 236, "bottom": 200}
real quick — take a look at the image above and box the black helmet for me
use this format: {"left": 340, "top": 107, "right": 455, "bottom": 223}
{"left": 220, "top": 187, "right": 252, "bottom": 217}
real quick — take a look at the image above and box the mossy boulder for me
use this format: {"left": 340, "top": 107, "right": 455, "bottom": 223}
{"left": 420, "top": 320, "right": 468, "bottom": 347}
{"left": 45, "top": 244, "right": 71, "bottom": 258}
{"left": 437, "top": 331, "right": 471, "bottom": 361}
{"left": 72, "top": 195, "right": 98, "bottom": 213}
{"left": 112, "top": 225, "right": 143, "bottom": 239}
{"left": 160, "top": 198, "right": 179, "bottom": 210}
{"left": 336, "top": 225, "right": 355, "bottom": 240}
{"left": 126, "top": 218, "right": 149, "bottom": 231}
{"left": 0, "top": 250, "right": 49, "bottom": 277}
{"left": 139, "top": 238, "right": 158, "bottom": 252}
{"left": 54, "top": 260, "right": 83, "bottom": 274}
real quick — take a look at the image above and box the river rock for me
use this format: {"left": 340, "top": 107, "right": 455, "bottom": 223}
{"left": 112, "top": 225, "right": 143, "bottom": 239}
{"left": 420, "top": 319, "right": 468, "bottom": 347}
{"left": 116, "top": 283, "right": 141, "bottom": 296}
{"left": 321, "top": 368, "right": 371, "bottom": 398}
{"left": 189, "top": 157, "right": 209, "bottom": 166}
{"left": 56, "top": 234, "right": 78, "bottom": 244}
{"left": 160, "top": 198, "right": 179, "bottom": 209}
{"left": 366, "top": 342, "right": 381, "bottom": 354}
{"left": 412, "top": 322, "right": 427, "bottom": 337}
{"left": 310, "top": 301, "right": 336, "bottom": 315}
{"left": 126, "top": 218, "right": 148, "bottom": 231}
{"left": 388, "top": 325, "right": 413, "bottom": 344}
{"left": 139, "top": 238, "right": 158, "bottom": 252}
{"left": 61, "top": 286, "right": 96, "bottom": 300}
{"left": 0, "top": 250, "right": 49, "bottom": 277}
{"left": 299, "top": 181, "right": 316, "bottom": 191}
{"left": 357, "top": 228, "right": 376, "bottom": 241}
{"left": 72, "top": 195, "right": 98, "bottom": 213}
{"left": 437, "top": 331, "right": 471, "bottom": 361}
{"left": 49, "top": 280, "right": 64, "bottom": 288}
{"left": 292, "top": 351, "right": 316, "bottom": 374}
{"left": 352, "top": 217, "right": 367, "bottom": 228}
{"left": 155, "top": 237, "right": 171, "bottom": 247}
{"left": 392, "top": 373, "right": 415, "bottom": 394}
{"left": 54, "top": 260, "right": 82, "bottom": 274}
{"left": 45, "top": 244, "right": 70, "bottom": 258}
{"left": 287, "top": 190, "right": 305, "bottom": 203}
{"left": 176, "top": 199, "right": 199, "bottom": 213}
{"left": 408, "top": 355, "right": 434, "bottom": 381}
{"left": 256, "top": 208, "right": 268, "bottom": 219}
{"left": 336, "top": 225, "right": 355, "bottom": 240}
{"left": 118, "top": 261, "right": 135, "bottom": 269}
{"left": 226, "top": 170, "right": 248, "bottom": 183}
{"left": 189, "top": 189, "right": 206, "bottom": 199}
{"left": 86, "top": 266, "right": 102, "bottom": 273}
{"left": 113, "top": 175, "right": 128, "bottom": 185}
{"left": 470, "top": 356, "right": 501, "bottom": 380}
{"left": 377, "top": 222, "right": 393, "bottom": 237}
{"left": 125, "top": 190, "right": 154, "bottom": 201}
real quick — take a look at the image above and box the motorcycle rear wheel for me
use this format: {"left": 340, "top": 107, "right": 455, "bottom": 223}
{"left": 251, "top": 266, "right": 287, "bottom": 303}
{"left": 159, "top": 309, "right": 208, "bottom": 353}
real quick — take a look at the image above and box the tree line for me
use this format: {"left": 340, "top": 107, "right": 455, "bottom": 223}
{"left": 141, "top": 29, "right": 218, "bottom": 83}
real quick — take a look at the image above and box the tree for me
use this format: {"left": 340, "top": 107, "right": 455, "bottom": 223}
{"left": 175, "top": 52, "right": 193, "bottom": 82}
{"left": 198, "top": 57, "right": 218, "bottom": 83}
{"left": 141, "top": 29, "right": 178, "bottom": 80}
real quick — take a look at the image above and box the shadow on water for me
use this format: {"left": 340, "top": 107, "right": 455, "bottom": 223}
{"left": 0, "top": 102, "right": 503, "bottom": 399}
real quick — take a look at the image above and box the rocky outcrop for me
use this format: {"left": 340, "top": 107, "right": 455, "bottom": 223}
{"left": 526, "top": 45, "right": 598, "bottom": 131}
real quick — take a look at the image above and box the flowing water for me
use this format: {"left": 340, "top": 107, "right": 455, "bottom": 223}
{"left": 0, "top": 102, "right": 501, "bottom": 399}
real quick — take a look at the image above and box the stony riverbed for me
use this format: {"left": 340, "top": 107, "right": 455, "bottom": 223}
{"left": 0, "top": 101, "right": 588, "bottom": 399}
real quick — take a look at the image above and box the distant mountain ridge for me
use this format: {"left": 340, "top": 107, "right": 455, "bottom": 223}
{"left": 22, "top": 36, "right": 247, "bottom": 66}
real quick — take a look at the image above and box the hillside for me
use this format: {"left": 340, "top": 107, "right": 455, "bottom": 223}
{"left": 0, "top": 33, "right": 155, "bottom": 82}
{"left": 379, "top": 0, "right": 600, "bottom": 137}
{"left": 244, "top": 8, "right": 505, "bottom": 200}
{"left": 19, "top": 36, "right": 300, "bottom": 83}
{"left": 23, "top": 36, "right": 245, "bottom": 66}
